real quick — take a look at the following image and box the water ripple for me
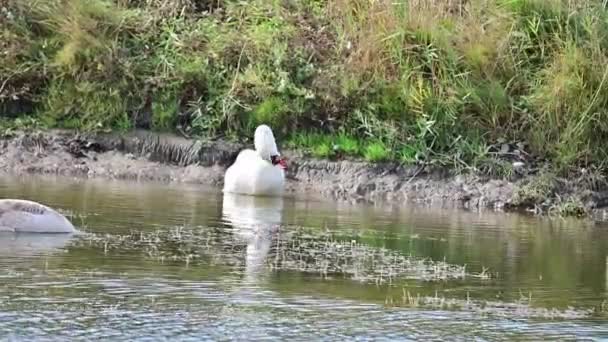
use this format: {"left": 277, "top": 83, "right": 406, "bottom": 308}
{"left": 0, "top": 175, "right": 606, "bottom": 340}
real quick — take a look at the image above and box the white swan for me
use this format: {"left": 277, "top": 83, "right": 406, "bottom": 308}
{"left": 0, "top": 199, "right": 76, "bottom": 233}
{"left": 223, "top": 124, "right": 287, "bottom": 196}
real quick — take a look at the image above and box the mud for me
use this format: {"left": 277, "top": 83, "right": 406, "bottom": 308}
{"left": 1, "top": 129, "right": 607, "bottom": 221}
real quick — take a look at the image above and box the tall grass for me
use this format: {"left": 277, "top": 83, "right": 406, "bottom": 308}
{"left": 2, "top": 0, "right": 608, "bottom": 169}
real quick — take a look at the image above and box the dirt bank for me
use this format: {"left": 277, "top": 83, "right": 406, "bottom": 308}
{"left": 1, "top": 129, "right": 607, "bottom": 221}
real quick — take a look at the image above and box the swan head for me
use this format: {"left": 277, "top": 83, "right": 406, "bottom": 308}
{"left": 254, "top": 125, "right": 287, "bottom": 170}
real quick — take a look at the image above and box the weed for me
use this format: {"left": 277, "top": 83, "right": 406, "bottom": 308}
{"left": 312, "top": 141, "right": 334, "bottom": 159}
{"left": 512, "top": 172, "right": 558, "bottom": 208}
{"left": 288, "top": 132, "right": 336, "bottom": 159}
{"left": 72, "top": 225, "right": 484, "bottom": 283}
{"left": 364, "top": 141, "right": 390, "bottom": 163}
{"left": 393, "top": 288, "right": 595, "bottom": 319}
{"left": 0, "top": 115, "right": 45, "bottom": 135}
{"left": 334, "top": 134, "right": 359, "bottom": 156}
{"left": 250, "top": 96, "right": 287, "bottom": 129}
{"left": 476, "top": 158, "right": 515, "bottom": 179}
{"left": 548, "top": 196, "right": 587, "bottom": 218}
{"left": 2, "top": 0, "right": 608, "bottom": 172}
{"left": 398, "top": 144, "right": 419, "bottom": 164}
{"left": 151, "top": 91, "right": 179, "bottom": 131}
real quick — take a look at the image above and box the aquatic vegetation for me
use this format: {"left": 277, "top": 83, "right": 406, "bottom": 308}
{"left": 2, "top": 0, "right": 608, "bottom": 170}
{"left": 0, "top": 265, "right": 603, "bottom": 338}
{"left": 71, "top": 225, "right": 490, "bottom": 283}
{"left": 271, "top": 230, "right": 471, "bottom": 283}
{"left": 3, "top": 229, "right": 603, "bottom": 322}
{"left": 385, "top": 289, "right": 599, "bottom": 320}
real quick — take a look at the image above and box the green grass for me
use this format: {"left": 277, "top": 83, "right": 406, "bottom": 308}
{"left": 335, "top": 134, "right": 360, "bottom": 156}
{"left": 287, "top": 132, "right": 366, "bottom": 160}
{"left": 363, "top": 141, "right": 390, "bottom": 163}
{"left": 288, "top": 133, "right": 335, "bottom": 159}
{"left": 2, "top": 0, "right": 608, "bottom": 169}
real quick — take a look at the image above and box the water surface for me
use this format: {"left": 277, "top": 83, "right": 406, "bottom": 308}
{"left": 0, "top": 175, "right": 606, "bottom": 340}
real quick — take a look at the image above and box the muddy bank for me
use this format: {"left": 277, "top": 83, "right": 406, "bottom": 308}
{"left": 1, "top": 129, "right": 607, "bottom": 220}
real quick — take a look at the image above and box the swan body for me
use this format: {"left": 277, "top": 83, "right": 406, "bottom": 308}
{"left": 223, "top": 125, "right": 287, "bottom": 196}
{"left": 0, "top": 199, "right": 76, "bottom": 233}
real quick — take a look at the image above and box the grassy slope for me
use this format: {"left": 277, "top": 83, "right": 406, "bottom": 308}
{"left": 1, "top": 0, "right": 608, "bottom": 174}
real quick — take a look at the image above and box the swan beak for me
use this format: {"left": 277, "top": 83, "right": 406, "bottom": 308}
{"left": 271, "top": 155, "right": 288, "bottom": 170}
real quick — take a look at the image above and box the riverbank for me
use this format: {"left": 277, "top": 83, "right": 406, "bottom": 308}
{"left": 2, "top": 129, "right": 608, "bottom": 221}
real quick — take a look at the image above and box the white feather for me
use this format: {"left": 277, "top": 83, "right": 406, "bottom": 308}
{"left": 223, "top": 125, "right": 285, "bottom": 196}
{"left": 254, "top": 124, "right": 280, "bottom": 160}
{"left": 0, "top": 199, "right": 76, "bottom": 233}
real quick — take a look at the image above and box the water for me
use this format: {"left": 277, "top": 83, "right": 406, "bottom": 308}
{"left": 0, "top": 174, "right": 607, "bottom": 341}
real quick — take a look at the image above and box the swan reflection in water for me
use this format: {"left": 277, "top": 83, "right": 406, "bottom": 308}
{"left": 0, "top": 232, "right": 75, "bottom": 259}
{"left": 221, "top": 193, "right": 284, "bottom": 283}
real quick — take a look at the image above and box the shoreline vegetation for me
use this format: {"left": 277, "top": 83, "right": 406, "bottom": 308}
{"left": 1, "top": 128, "right": 608, "bottom": 221}
{"left": 2, "top": 0, "right": 608, "bottom": 219}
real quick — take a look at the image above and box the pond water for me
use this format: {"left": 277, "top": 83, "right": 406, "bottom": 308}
{"left": 0, "top": 174, "right": 606, "bottom": 340}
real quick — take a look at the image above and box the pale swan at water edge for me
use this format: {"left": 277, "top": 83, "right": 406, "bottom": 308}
{"left": 223, "top": 124, "right": 288, "bottom": 196}
{"left": 0, "top": 199, "right": 76, "bottom": 233}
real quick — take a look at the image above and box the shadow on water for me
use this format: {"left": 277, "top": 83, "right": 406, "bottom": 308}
{"left": 0, "top": 174, "right": 606, "bottom": 340}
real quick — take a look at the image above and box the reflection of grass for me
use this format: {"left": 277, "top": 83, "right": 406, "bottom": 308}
{"left": 72, "top": 226, "right": 489, "bottom": 283}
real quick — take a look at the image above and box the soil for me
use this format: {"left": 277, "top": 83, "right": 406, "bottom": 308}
{"left": 1, "top": 129, "right": 607, "bottom": 221}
